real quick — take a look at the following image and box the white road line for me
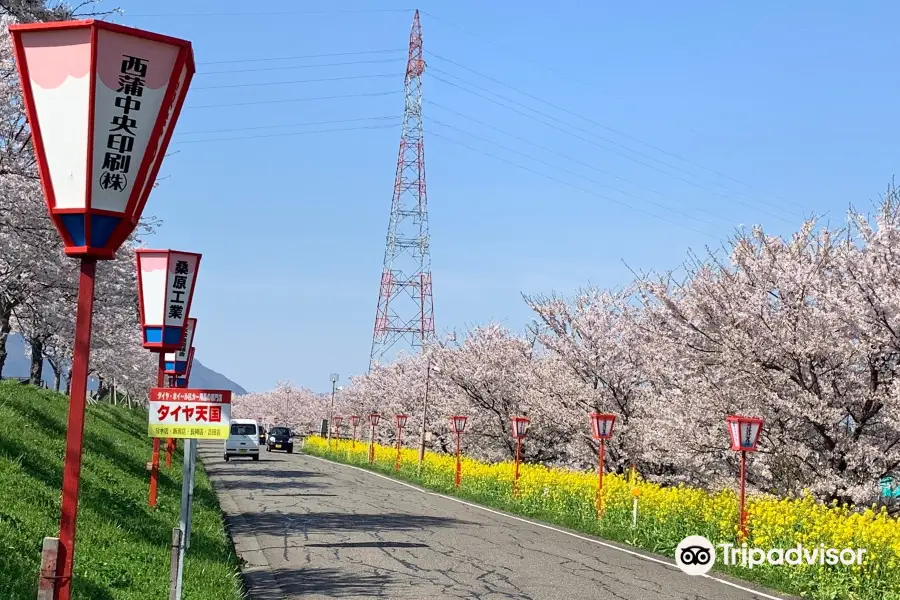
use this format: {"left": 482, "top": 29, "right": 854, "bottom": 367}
{"left": 303, "top": 454, "right": 789, "bottom": 600}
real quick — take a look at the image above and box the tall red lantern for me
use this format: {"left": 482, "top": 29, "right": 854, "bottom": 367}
{"left": 368, "top": 413, "right": 381, "bottom": 464}
{"left": 510, "top": 416, "right": 530, "bottom": 497}
{"left": 394, "top": 414, "right": 409, "bottom": 471}
{"left": 450, "top": 415, "right": 468, "bottom": 487}
{"left": 7, "top": 20, "right": 195, "bottom": 599}
{"left": 333, "top": 415, "right": 344, "bottom": 440}
{"left": 589, "top": 412, "right": 616, "bottom": 517}
{"left": 349, "top": 414, "right": 361, "bottom": 449}
{"left": 726, "top": 415, "right": 764, "bottom": 540}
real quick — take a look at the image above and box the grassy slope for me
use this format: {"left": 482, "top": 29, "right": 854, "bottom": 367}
{"left": 0, "top": 381, "right": 243, "bottom": 600}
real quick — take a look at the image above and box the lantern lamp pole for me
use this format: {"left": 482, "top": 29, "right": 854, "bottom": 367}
{"left": 596, "top": 439, "right": 606, "bottom": 517}
{"left": 455, "top": 431, "right": 462, "bottom": 487}
{"left": 55, "top": 258, "right": 97, "bottom": 600}
{"left": 739, "top": 450, "right": 747, "bottom": 540}
{"left": 369, "top": 421, "right": 376, "bottom": 464}
{"left": 149, "top": 353, "right": 166, "bottom": 507}
{"left": 395, "top": 424, "right": 403, "bottom": 471}
{"left": 328, "top": 374, "right": 339, "bottom": 446}
{"left": 513, "top": 437, "right": 522, "bottom": 498}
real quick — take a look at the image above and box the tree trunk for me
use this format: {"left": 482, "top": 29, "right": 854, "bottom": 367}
{"left": 48, "top": 358, "right": 61, "bottom": 391}
{"left": 0, "top": 300, "right": 13, "bottom": 378}
{"left": 65, "top": 367, "right": 72, "bottom": 395}
{"left": 29, "top": 337, "right": 43, "bottom": 386}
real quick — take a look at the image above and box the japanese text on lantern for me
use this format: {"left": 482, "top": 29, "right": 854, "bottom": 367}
{"left": 167, "top": 260, "right": 190, "bottom": 322}
{"left": 100, "top": 55, "right": 150, "bottom": 193}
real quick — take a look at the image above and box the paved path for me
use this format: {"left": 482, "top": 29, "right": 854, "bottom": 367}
{"left": 199, "top": 442, "right": 790, "bottom": 600}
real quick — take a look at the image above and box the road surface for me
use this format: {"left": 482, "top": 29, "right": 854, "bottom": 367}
{"left": 199, "top": 442, "right": 790, "bottom": 600}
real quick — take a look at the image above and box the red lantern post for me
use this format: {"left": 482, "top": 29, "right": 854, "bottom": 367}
{"left": 450, "top": 415, "right": 468, "bottom": 487}
{"left": 394, "top": 414, "right": 409, "bottom": 470}
{"left": 589, "top": 412, "right": 616, "bottom": 517}
{"left": 137, "top": 250, "right": 201, "bottom": 508}
{"left": 333, "top": 415, "right": 344, "bottom": 440}
{"left": 350, "top": 415, "right": 361, "bottom": 449}
{"left": 368, "top": 413, "right": 381, "bottom": 464}
{"left": 510, "top": 416, "right": 530, "bottom": 497}
{"left": 7, "top": 20, "right": 195, "bottom": 600}
{"left": 170, "top": 347, "right": 195, "bottom": 388}
{"left": 163, "top": 318, "right": 196, "bottom": 464}
{"left": 726, "top": 415, "right": 764, "bottom": 541}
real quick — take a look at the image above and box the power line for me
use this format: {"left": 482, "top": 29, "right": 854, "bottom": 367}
{"left": 427, "top": 71, "right": 795, "bottom": 225}
{"left": 175, "top": 116, "right": 400, "bottom": 136}
{"left": 199, "top": 48, "right": 406, "bottom": 66}
{"left": 426, "top": 129, "right": 717, "bottom": 239}
{"left": 426, "top": 50, "right": 804, "bottom": 211}
{"left": 192, "top": 73, "right": 403, "bottom": 91}
{"left": 128, "top": 8, "right": 415, "bottom": 17}
{"left": 171, "top": 123, "right": 398, "bottom": 145}
{"left": 429, "top": 119, "right": 722, "bottom": 230}
{"left": 185, "top": 90, "right": 403, "bottom": 110}
{"left": 198, "top": 57, "right": 405, "bottom": 76}
{"left": 427, "top": 101, "right": 736, "bottom": 227}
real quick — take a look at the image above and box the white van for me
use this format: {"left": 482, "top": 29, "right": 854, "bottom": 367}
{"left": 224, "top": 419, "right": 260, "bottom": 461}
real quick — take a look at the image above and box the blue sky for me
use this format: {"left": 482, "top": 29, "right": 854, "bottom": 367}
{"left": 110, "top": 1, "right": 900, "bottom": 393}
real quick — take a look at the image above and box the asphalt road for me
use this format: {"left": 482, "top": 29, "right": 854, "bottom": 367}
{"left": 199, "top": 442, "right": 790, "bottom": 600}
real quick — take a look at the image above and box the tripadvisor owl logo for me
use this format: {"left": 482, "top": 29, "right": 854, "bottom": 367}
{"left": 675, "top": 535, "right": 868, "bottom": 576}
{"left": 675, "top": 535, "right": 716, "bottom": 575}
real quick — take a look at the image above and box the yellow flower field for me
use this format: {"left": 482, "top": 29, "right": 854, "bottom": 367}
{"left": 304, "top": 436, "right": 900, "bottom": 600}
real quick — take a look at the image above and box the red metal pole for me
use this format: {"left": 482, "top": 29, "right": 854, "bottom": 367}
{"left": 395, "top": 427, "right": 402, "bottom": 471}
{"left": 739, "top": 450, "right": 747, "bottom": 541}
{"left": 455, "top": 432, "right": 461, "bottom": 488}
{"left": 149, "top": 354, "right": 165, "bottom": 508}
{"left": 596, "top": 440, "right": 605, "bottom": 518}
{"left": 55, "top": 258, "right": 97, "bottom": 600}
{"left": 368, "top": 425, "right": 375, "bottom": 463}
{"left": 352, "top": 425, "right": 357, "bottom": 449}
{"left": 513, "top": 438, "right": 522, "bottom": 498}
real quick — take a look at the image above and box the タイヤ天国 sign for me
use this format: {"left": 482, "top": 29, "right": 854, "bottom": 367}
{"left": 148, "top": 388, "right": 231, "bottom": 439}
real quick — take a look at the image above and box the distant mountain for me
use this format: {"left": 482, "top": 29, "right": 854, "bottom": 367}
{"left": 1, "top": 333, "right": 247, "bottom": 395}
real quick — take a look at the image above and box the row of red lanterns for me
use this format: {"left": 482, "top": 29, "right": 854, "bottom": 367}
{"left": 333, "top": 411, "right": 763, "bottom": 537}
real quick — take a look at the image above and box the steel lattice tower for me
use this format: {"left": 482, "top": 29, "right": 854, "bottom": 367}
{"left": 369, "top": 9, "right": 434, "bottom": 370}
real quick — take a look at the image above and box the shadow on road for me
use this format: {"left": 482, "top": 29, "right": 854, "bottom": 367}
{"left": 305, "top": 541, "right": 429, "bottom": 548}
{"left": 209, "top": 467, "right": 325, "bottom": 479}
{"left": 272, "top": 567, "right": 395, "bottom": 597}
{"left": 227, "top": 511, "right": 473, "bottom": 536}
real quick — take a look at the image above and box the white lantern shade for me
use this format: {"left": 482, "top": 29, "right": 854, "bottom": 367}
{"left": 136, "top": 249, "right": 201, "bottom": 351}
{"left": 164, "top": 317, "right": 195, "bottom": 375}
{"left": 333, "top": 416, "right": 343, "bottom": 428}
{"left": 9, "top": 20, "right": 194, "bottom": 259}
{"left": 395, "top": 414, "right": 409, "bottom": 429}
{"left": 451, "top": 415, "right": 468, "bottom": 434}
{"left": 726, "top": 415, "right": 764, "bottom": 452}
{"left": 350, "top": 415, "right": 361, "bottom": 427}
{"left": 589, "top": 412, "right": 616, "bottom": 440}
{"left": 369, "top": 413, "right": 381, "bottom": 427}
{"left": 511, "top": 416, "right": 530, "bottom": 439}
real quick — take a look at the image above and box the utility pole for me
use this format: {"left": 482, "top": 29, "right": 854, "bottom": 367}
{"left": 418, "top": 358, "right": 432, "bottom": 466}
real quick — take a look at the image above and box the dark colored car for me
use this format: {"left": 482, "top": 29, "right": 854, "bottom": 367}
{"left": 266, "top": 426, "right": 294, "bottom": 453}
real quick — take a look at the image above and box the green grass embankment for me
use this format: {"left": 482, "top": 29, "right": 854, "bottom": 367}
{"left": 0, "top": 381, "right": 243, "bottom": 600}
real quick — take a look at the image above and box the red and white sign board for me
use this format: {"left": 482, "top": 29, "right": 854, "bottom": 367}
{"left": 148, "top": 388, "right": 231, "bottom": 439}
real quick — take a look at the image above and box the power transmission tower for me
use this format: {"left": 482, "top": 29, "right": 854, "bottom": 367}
{"left": 369, "top": 9, "right": 435, "bottom": 370}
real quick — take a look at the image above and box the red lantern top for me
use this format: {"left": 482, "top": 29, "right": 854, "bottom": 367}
{"left": 726, "top": 415, "right": 764, "bottom": 452}
{"left": 589, "top": 412, "right": 616, "bottom": 441}
{"left": 511, "top": 416, "right": 530, "bottom": 439}
{"left": 333, "top": 416, "right": 343, "bottom": 428}
{"left": 8, "top": 20, "right": 195, "bottom": 259}
{"left": 368, "top": 413, "right": 381, "bottom": 426}
{"left": 136, "top": 249, "right": 201, "bottom": 351}
{"left": 395, "top": 414, "right": 409, "bottom": 429}
{"left": 349, "top": 415, "right": 361, "bottom": 427}
{"left": 450, "top": 415, "right": 468, "bottom": 434}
